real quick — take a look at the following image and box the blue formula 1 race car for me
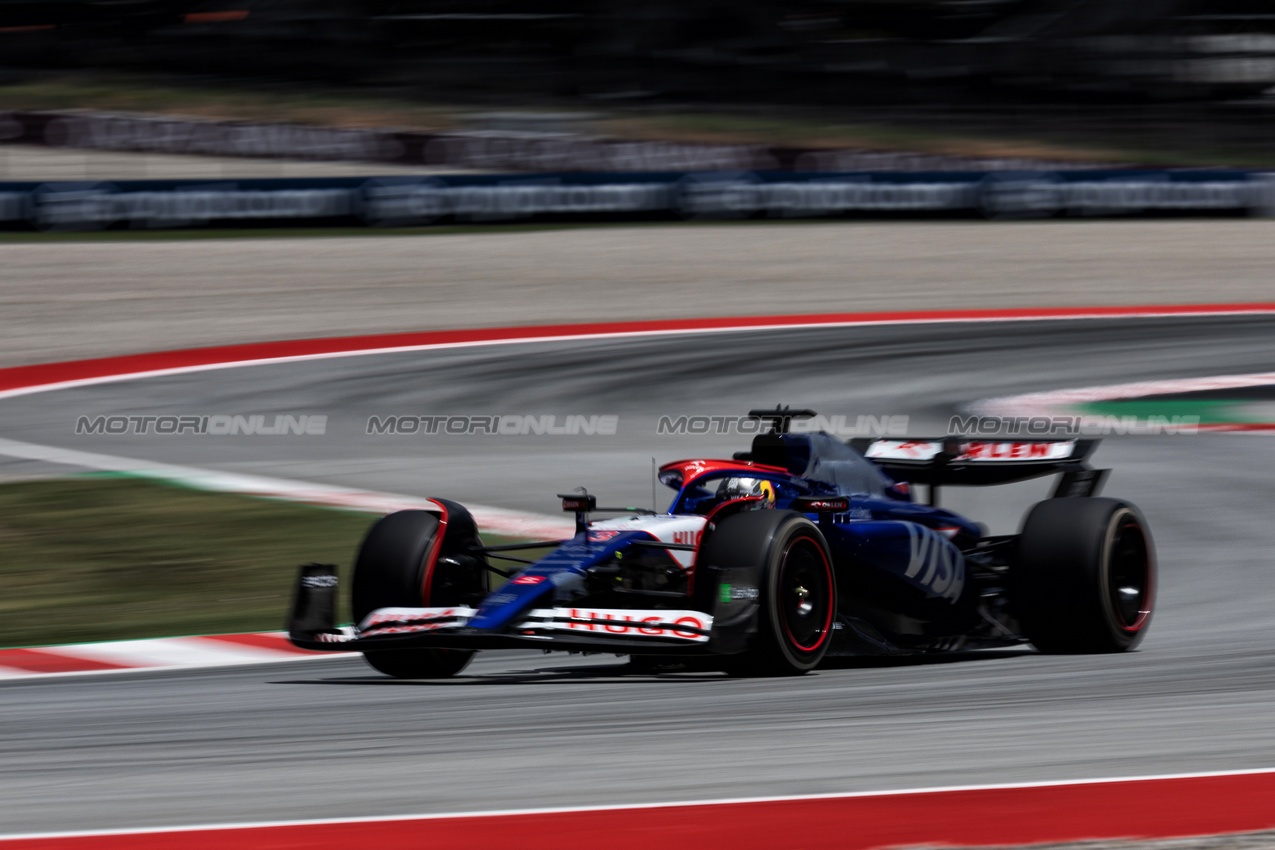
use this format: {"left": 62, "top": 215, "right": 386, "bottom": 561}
{"left": 288, "top": 409, "right": 1156, "bottom": 677}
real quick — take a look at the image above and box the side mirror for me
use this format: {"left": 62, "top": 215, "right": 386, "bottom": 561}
{"left": 885, "top": 481, "right": 912, "bottom": 502}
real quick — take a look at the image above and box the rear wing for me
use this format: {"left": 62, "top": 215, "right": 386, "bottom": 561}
{"left": 849, "top": 437, "right": 1107, "bottom": 505}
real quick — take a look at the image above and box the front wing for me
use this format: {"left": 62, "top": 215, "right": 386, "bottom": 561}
{"left": 292, "top": 603, "right": 716, "bottom": 654}
{"left": 288, "top": 562, "right": 763, "bottom": 656}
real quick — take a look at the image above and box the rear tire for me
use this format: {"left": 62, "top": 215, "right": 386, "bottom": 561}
{"left": 352, "top": 504, "right": 483, "bottom": 678}
{"left": 1013, "top": 497, "right": 1155, "bottom": 654}
{"left": 700, "top": 511, "right": 836, "bottom": 676}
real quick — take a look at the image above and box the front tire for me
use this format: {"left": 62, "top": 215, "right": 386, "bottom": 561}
{"left": 361, "top": 647, "right": 474, "bottom": 679}
{"left": 1013, "top": 497, "right": 1155, "bottom": 654}
{"left": 700, "top": 511, "right": 837, "bottom": 676}
{"left": 352, "top": 504, "right": 483, "bottom": 679}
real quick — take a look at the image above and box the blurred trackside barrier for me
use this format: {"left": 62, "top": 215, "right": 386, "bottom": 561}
{"left": 0, "top": 109, "right": 1118, "bottom": 174}
{"left": 0, "top": 171, "right": 1271, "bottom": 230}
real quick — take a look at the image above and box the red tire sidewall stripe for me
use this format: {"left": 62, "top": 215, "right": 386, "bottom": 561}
{"left": 1127, "top": 519, "right": 1157, "bottom": 632}
{"left": 420, "top": 500, "right": 449, "bottom": 607}
{"left": 779, "top": 534, "right": 835, "bottom": 654}
{"left": 1116, "top": 517, "right": 1155, "bottom": 633}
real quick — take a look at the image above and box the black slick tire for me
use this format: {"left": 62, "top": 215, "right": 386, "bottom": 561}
{"left": 1013, "top": 497, "right": 1155, "bottom": 654}
{"left": 352, "top": 506, "right": 480, "bottom": 679}
{"left": 700, "top": 510, "right": 837, "bottom": 676}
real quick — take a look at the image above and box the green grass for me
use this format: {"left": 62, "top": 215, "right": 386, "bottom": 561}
{"left": 0, "top": 475, "right": 526, "bottom": 649}
{"left": 1077, "top": 400, "right": 1275, "bottom": 427}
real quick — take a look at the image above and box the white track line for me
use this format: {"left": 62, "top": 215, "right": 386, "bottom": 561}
{"left": 4, "top": 305, "right": 1275, "bottom": 403}
{"left": 1, "top": 766, "right": 1273, "bottom": 841}
{"left": 976, "top": 371, "right": 1275, "bottom": 414}
{"left": 0, "top": 436, "right": 573, "bottom": 539}
{"left": 6, "top": 309, "right": 1275, "bottom": 533}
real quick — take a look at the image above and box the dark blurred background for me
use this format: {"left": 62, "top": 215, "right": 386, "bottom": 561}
{"left": 2, "top": 0, "right": 1273, "bottom": 98}
{"left": 1, "top": 0, "right": 1274, "bottom": 163}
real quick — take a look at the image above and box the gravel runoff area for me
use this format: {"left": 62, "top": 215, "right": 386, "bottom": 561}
{"left": 0, "top": 218, "right": 1273, "bottom": 368}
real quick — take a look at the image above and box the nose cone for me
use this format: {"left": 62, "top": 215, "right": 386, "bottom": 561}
{"left": 467, "top": 575, "right": 556, "bottom": 632}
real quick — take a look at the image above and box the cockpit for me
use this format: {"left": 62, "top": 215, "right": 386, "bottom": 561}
{"left": 672, "top": 472, "right": 802, "bottom": 516}
{"left": 662, "top": 431, "right": 895, "bottom": 516}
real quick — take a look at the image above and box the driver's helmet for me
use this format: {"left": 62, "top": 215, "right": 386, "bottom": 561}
{"left": 716, "top": 476, "right": 776, "bottom": 509}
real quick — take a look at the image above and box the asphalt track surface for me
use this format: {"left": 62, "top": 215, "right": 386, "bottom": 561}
{"left": 3, "top": 314, "right": 1275, "bottom": 834}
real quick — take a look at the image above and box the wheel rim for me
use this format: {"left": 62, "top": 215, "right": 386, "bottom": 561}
{"left": 778, "top": 535, "right": 834, "bottom": 653}
{"left": 1108, "top": 517, "right": 1152, "bottom": 631}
